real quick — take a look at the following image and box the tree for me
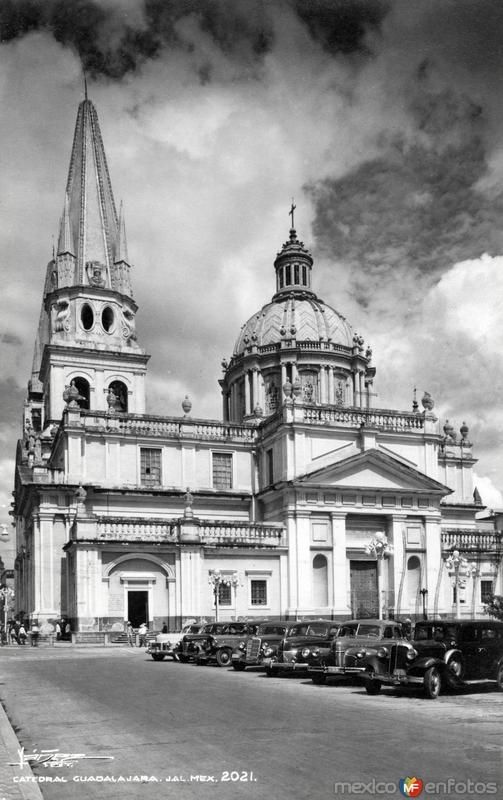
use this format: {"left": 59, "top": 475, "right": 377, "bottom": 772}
{"left": 483, "top": 594, "right": 503, "bottom": 621}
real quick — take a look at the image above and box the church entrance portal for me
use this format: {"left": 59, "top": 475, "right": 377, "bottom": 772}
{"left": 128, "top": 591, "right": 149, "bottom": 627}
{"left": 350, "top": 561, "right": 378, "bottom": 618}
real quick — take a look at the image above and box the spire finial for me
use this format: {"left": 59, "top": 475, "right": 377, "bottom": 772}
{"left": 289, "top": 198, "right": 296, "bottom": 230}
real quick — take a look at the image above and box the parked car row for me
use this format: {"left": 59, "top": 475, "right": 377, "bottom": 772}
{"left": 147, "top": 617, "right": 503, "bottom": 699}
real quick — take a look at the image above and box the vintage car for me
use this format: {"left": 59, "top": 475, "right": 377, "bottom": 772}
{"left": 231, "top": 621, "right": 292, "bottom": 671}
{"left": 308, "top": 619, "right": 405, "bottom": 684}
{"left": 360, "top": 619, "right": 503, "bottom": 699}
{"left": 176, "top": 621, "right": 261, "bottom": 666}
{"left": 147, "top": 623, "right": 204, "bottom": 661}
{"left": 263, "top": 619, "right": 340, "bottom": 676}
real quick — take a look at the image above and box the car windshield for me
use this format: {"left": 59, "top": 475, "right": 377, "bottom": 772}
{"left": 414, "top": 624, "right": 458, "bottom": 642}
{"left": 257, "top": 625, "right": 287, "bottom": 636}
{"left": 337, "top": 624, "right": 359, "bottom": 637}
{"left": 356, "top": 624, "right": 381, "bottom": 638}
{"left": 288, "top": 622, "right": 329, "bottom": 637}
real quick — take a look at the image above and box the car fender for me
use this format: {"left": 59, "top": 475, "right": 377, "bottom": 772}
{"left": 407, "top": 655, "right": 445, "bottom": 675}
{"left": 444, "top": 647, "right": 463, "bottom": 664}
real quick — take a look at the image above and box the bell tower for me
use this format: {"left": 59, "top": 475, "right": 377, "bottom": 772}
{"left": 27, "top": 95, "right": 149, "bottom": 430}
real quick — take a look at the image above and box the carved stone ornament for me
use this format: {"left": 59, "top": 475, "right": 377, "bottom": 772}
{"left": 86, "top": 260, "right": 106, "bottom": 287}
{"left": 75, "top": 483, "right": 87, "bottom": 505}
{"left": 292, "top": 378, "right": 302, "bottom": 399}
{"left": 182, "top": 395, "right": 192, "bottom": 415}
{"left": 106, "top": 388, "right": 122, "bottom": 413}
{"left": 283, "top": 380, "right": 293, "bottom": 399}
{"left": 421, "top": 391, "right": 435, "bottom": 411}
{"left": 63, "top": 380, "right": 84, "bottom": 408}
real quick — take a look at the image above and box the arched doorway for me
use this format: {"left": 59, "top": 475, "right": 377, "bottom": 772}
{"left": 107, "top": 380, "right": 128, "bottom": 412}
{"left": 73, "top": 377, "right": 90, "bottom": 409}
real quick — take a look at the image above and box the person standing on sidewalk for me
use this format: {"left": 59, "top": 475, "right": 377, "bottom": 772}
{"left": 138, "top": 622, "right": 148, "bottom": 647}
{"left": 30, "top": 622, "right": 39, "bottom": 646}
{"left": 125, "top": 621, "right": 134, "bottom": 647}
{"left": 18, "top": 624, "right": 27, "bottom": 645}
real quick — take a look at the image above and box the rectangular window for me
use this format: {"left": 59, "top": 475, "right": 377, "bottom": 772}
{"left": 294, "top": 264, "right": 299, "bottom": 284}
{"left": 481, "top": 580, "right": 493, "bottom": 604}
{"left": 212, "top": 452, "right": 233, "bottom": 489}
{"left": 140, "top": 448, "right": 162, "bottom": 486}
{"left": 251, "top": 579, "right": 267, "bottom": 606}
{"left": 218, "top": 583, "right": 232, "bottom": 606}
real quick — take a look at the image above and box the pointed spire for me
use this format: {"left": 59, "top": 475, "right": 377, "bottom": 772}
{"left": 115, "top": 201, "right": 129, "bottom": 264}
{"left": 57, "top": 194, "right": 75, "bottom": 256}
{"left": 61, "top": 96, "right": 132, "bottom": 294}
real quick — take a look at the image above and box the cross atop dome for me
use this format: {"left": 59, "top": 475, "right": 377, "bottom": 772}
{"left": 272, "top": 203, "right": 315, "bottom": 301}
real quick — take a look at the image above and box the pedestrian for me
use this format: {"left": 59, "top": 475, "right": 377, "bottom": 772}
{"left": 138, "top": 622, "right": 148, "bottom": 647}
{"left": 125, "top": 621, "right": 134, "bottom": 647}
{"left": 30, "top": 621, "right": 39, "bottom": 647}
{"left": 8, "top": 621, "right": 16, "bottom": 645}
{"left": 13, "top": 620, "right": 20, "bottom": 645}
{"left": 161, "top": 622, "right": 168, "bottom": 634}
{"left": 55, "top": 621, "right": 61, "bottom": 641}
{"left": 18, "top": 624, "right": 27, "bottom": 645}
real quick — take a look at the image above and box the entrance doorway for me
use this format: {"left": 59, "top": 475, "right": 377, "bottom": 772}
{"left": 128, "top": 591, "right": 149, "bottom": 627}
{"left": 350, "top": 561, "right": 378, "bottom": 618}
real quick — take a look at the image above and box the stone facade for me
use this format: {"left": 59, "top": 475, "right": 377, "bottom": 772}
{"left": 12, "top": 98, "right": 503, "bottom": 632}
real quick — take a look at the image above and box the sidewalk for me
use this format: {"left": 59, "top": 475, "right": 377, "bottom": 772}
{"left": 0, "top": 700, "right": 43, "bottom": 800}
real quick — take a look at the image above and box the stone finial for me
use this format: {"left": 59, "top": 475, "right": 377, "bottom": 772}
{"left": 421, "top": 391, "right": 434, "bottom": 411}
{"left": 106, "top": 387, "right": 122, "bottom": 413}
{"left": 253, "top": 404, "right": 263, "bottom": 417}
{"left": 460, "top": 421, "right": 469, "bottom": 441}
{"left": 292, "top": 377, "right": 302, "bottom": 399}
{"left": 283, "top": 380, "right": 293, "bottom": 399}
{"left": 221, "top": 358, "right": 228, "bottom": 371}
{"left": 443, "top": 420, "right": 456, "bottom": 441}
{"left": 75, "top": 483, "right": 87, "bottom": 510}
{"left": 63, "top": 380, "right": 84, "bottom": 408}
{"left": 412, "top": 387, "right": 419, "bottom": 413}
{"left": 182, "top": 395, "right": 192, "bottom": 416}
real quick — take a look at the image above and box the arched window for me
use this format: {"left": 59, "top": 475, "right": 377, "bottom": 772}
{"left": 407, "top": 555, "right": 421, "bottom": 607}
{"left": 108, "top": 380, "right": 128, "bottom": 412}
{"left": 313, "top": 554, "right": 328, "bottom": 607}
{"left": 73, "top": 377, "right": 90, "bottom": 410}
{"left": 101, "top": 306, "right": 115, "bottom": 333}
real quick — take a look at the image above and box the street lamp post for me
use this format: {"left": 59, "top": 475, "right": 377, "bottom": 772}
{"left": 364, "top": 532, "right": 393, "bottom": 619}
{"left": 208, "top": 570, "right": 239, "bottom": 622}
{"left": 444, "top": 550, "right": 477, "bottom": 618}
{"left": 420, "top": 588, "right": 428, "bottom": 620}
{"left": 0, "top": 587, "right": 15, "bottom": 642}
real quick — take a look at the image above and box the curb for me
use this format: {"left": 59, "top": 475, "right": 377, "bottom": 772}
{"left": 0, "top": 701, "right": 44, "bottom": 800}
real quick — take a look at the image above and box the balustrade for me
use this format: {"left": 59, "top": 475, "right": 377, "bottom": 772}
{"left": 442, "top": 529, "right": 503, "bottom": 552}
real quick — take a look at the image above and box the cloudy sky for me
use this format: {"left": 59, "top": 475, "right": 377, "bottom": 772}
{"left": 1, "top": 0, "right": 503, "bottom": 518}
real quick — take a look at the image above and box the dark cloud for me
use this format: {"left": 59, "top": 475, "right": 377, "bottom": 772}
{"left": 0, "top": 0, "right": 388, "bottom": 79}
{"left": 307, "top": 83, "right": 503, "bottom": 310}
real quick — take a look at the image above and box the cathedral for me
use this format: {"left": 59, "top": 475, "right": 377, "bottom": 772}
{"left": 12, "top": 96, "right": 502, "bottom": 633}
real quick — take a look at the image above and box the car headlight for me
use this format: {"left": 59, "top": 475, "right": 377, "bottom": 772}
{"left": 376, "top": 647, "right": 389, "bottom": 659}
{"left": 406, "top": 648, "right": 418, "bottom": 660}
{"left": 238, "top": 641, "right": 246, "bottom": 650}
{"left": 263, "top": 647, "right": 274, "bottom": 657}
{"left": 355, "top": 649, "right": 366, "bottom": 659}
{"left": 301, "top": 647, "right": 311, "bottom": 658}
{"left": 311, "top": 647, "right": 320, "bottom": 657}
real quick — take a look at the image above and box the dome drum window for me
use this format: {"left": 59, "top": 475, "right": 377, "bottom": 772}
{"left": 101, "top": 306, "right": 115, "bottom": 332}
{"left": 80, "top": 303, "right": 94, "bottom": 331}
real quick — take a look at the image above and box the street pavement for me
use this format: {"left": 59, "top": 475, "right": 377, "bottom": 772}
{"left": 0, "top": 643, "right": 501, "bottom": 799}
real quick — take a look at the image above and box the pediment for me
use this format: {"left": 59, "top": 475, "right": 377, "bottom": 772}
{"left": 296, "top": 448, "right": 451, "bottom": 495}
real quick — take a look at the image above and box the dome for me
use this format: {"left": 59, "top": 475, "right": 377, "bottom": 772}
{"left": 233, "top": 295, "right": 354, "bottom": 356}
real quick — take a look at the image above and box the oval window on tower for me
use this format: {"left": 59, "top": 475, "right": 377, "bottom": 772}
{"left": 81, "top": 304, "right": 94, "bottom": 331}
{"left": 102, "top": 306, "right": 114, "bottom": 333}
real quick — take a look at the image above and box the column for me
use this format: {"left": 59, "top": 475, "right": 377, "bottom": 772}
{"left": 252, "top": 368, "right": 259, "bottom": 410}
{"left": 294, "top": 512, "right": 312, "bottom": 612}
{"left": 222, "top": 391, "right": 229, "bottom": 422}
{"left": 359, "top": 371, "right": 364, "bottom": 408}
{"left": 389, "top": 515, "right": 407, "bottom": 618}
{"left": 425, "top": 515, "right": 443, "bottom": 616}
{"left": 328, "top": 366, "right": 335, "bottom": 405}
{"left": 320, "top": 365, "right": 327, "bottom": 403}
{"left": 244, "top": 370, "right": 251, "bottom": 415}
{"left": 330, "top": 512, "right": 348, "bottom": 613}
{"left": 281, "top": 363, "right": 287, "bottom": 388}
{"left": 291, "top": 362, "right": 299, "bottom": 383}
{"left": 179, "top": 546, "right": 204, "bottom": 620}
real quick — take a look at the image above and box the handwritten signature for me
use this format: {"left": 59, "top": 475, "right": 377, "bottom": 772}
{"left": 10, "top": 747, "right": 114, "bottom": 769}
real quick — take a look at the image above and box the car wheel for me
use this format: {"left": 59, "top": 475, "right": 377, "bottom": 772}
{"left": 216, "top": 648, "right": 232, "bottom": 667}
{"left": 177, "top": 654, "right": 190, "bottom": 664}
{"left": 311, "top": 673, "right": 326, "bottom": 685}
{"left": 446, "top": 655, "right": 464, "bottom": 684}
{"left": 423, "top": 666, "right": 442, "bottom": 699}
{"left": 232, "top": 662, "right": 246, "bottom": 671}
{"left": 151, "top": 654, "right": 165, "bottom": 662}
{"left": 496, "top": 662, "right": 503, "bottom": 691}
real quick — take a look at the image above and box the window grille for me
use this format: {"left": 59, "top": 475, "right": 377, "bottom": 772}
{"left": 251, "top": 579, "right": 267, "bottom": 606}
{"left": 140, "top": 448, "right": 162, "bottom": 486}
{"left": 212, "top": 453, "right": 233, "bottom": 489}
